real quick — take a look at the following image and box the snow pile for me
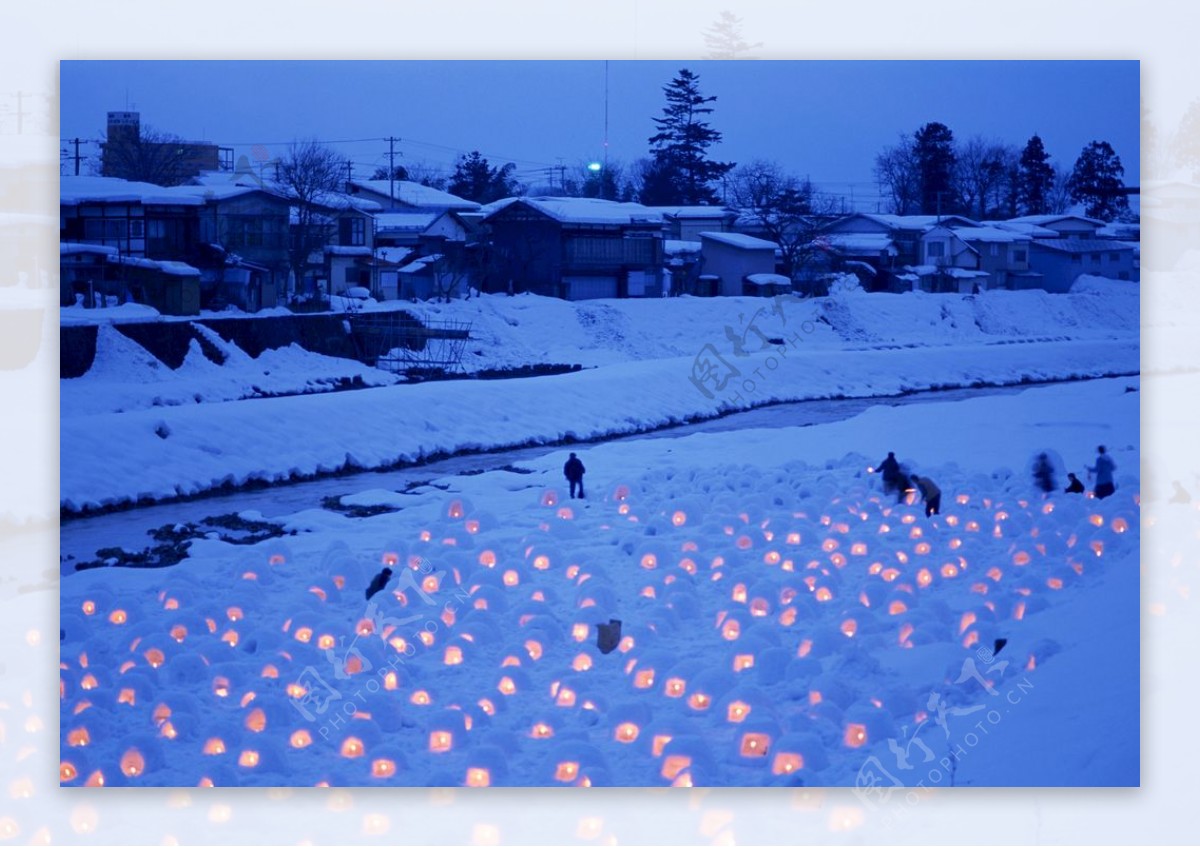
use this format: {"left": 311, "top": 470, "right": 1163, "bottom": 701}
{"left": 58, "top": 379, "right": 1139, "bottom": 787}
{"left": 63, "top": 324, "right": 399, "bottom": 416}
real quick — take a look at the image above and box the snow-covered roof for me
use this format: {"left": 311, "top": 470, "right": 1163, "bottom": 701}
{"left": 1006, "top": 214, "right": 1104, "bottom": 227}
{"left": 156, "top": 261, "right": 202, "bottom": 277}
{"left": 987, "top": 220, "right": 1060, "bottom": 238}
{"left": 375, "top": 246, "right": 414, "bottom": 265}
{"left": 945, "top": 267, "right": 990, "bottom": 279}
{"left": 822, "top": 232, "right": 896, "bottom": 255}
{"left": 700, "top": 231, "right": 777, "bottom": 250}
{"left": 485, "top": 197, "right": 665, "bottom": 226}
{"left": 351, "top": 180, "right": 479, "bottom": 211}
{"left": 60, "top": 175, "right": 206, "bottom": 207}
{"left": 942, "top": 226, "right": 1031, "bottom": 244}
{"left": 167, "top": 182, "right": 280, "bottom": 202}
{"left": 844, "top": 260, "right": 877, "bottom": 275}
{"left": 905, "top": 264, "right": 938, "bottom": 276}
{"left": 1028, "top": 238, "right": 1135, "bottom": 254}
{"left": 860, "top": 213, "right": 980, "bottom": 230}
{"left": 647, "top": 205, "right": 735, "bottom": 219}
{"left": 60, "top": 242, "right": 119, "bottom": 257}
{"left": 397, "top": 253, "right": 444, "bottom": 274}
{"left": 374, "top": 212, "right": 439, "bottom": 232}
{"left": 745, "top": 273, "right": 792, "bottom": 286}
{"left": 325, "top": 245, "right": 372, "bottom": 256}
{"left": 664, "top": 239, "right": 702, "bottom": 256}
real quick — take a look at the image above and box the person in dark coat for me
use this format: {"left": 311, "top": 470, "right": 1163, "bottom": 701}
{"left": 874, "top": 451, "right": 904, "bottom": 501}
{"left": 910, "top": 474, "right": 942, "bottom": 517}
{"left": 564, "top": 452, "right": 586, "bottom": 499}
{"left": 1064, "top": 473, "right": 1085, "bottom": 494}
{"left": 1087, "top": 446, "right": 1116, "bottom": 500}
{"left": 365, "top": 567, "right": 393, "bottom": 601}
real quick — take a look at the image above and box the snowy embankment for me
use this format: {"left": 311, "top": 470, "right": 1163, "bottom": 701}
{"left": 58, "top": 378, "right": 1140, "bottom": 787}
{"left": 61, "top": 286, "right": 1138, "bottom": 511}
{"left": 61, "top": 335, "right": 1136, "bottom": 512}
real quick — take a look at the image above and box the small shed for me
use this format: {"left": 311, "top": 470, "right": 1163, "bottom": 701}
{"left": 699, "top": 231, "right": 779, "bottom": 297}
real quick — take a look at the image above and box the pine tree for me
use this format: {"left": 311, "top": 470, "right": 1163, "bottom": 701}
{"left": 644, "top": 68, "right": 735, "bottom": 205}
{"left": 1066, "top": 141, "right": 1130, "bottom": 221}
{"left": 913, "top": 122, "right": 957, "bottom": 216}
{"left": 448, "top": 151, "right": 522, "bottom": 204}
{"left": 1016, "top": 134, "right": 1056, "bottom": 216}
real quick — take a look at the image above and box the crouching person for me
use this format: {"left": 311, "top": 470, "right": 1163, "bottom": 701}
{"left": 910, "top": 474, "right": 941, "bottom": 518}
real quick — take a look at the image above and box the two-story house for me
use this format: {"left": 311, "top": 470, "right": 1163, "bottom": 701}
{"left": 481, "top": 197, "right": 665, "bottom": 299}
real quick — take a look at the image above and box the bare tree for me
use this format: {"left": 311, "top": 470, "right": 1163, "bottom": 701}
{"left": 405, "top": 161, "right": 449, "bottom": 190}
{"left": 1046, "top": 164, "right": 1073, "bottom": 215}
{"left": 730, "top": 160, "right": 838, "bottom": 285}
{"left": 874, "top": 136, "right": 921, "bottom": 215}
{"left": 100, "top": 125, "right": 194, "bottom": 186}
{"left": 277, "top": 140, "right": 347, "bottom": 302}
{"left": 956, "top": 136, "right": 1016, "bottom": 220}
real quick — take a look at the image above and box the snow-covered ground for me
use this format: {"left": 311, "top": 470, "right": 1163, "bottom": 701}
{"left": 58, "top": 377, "right": 1139, "bottom": 787}
{"left": 61, "top": 288, "right": 1138, "bottom": 511}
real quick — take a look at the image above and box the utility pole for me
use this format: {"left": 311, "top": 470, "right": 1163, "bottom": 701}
{"left": 387, "top": 135, "right": 399, "bottom": 207}
{"left": 345, "top": 159, "right": 353, "bottom": 189}
{"left": 68, "top": 138, "right": 83, "bottom": 175}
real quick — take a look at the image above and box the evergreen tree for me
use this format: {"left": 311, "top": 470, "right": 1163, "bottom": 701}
{"left": 448, "top": 151, "right": 522, "bottom": 204}
{"left": 644, "top": 68, "right": 735, "bottom": 205}
{"left": 1016, "top": 134, "right": 1056, "bottom": 216}
{"left": 370, "top": 164, "right": 410, "bottom": 182}
{"left": 1066, "top": 141, "right": 1130, "bottom": 221}
{"left": 913, "top": 122, "right": 958, "bottom": 216}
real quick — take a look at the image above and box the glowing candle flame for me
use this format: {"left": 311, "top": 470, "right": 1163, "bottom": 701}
{"left": 843, "top": 723, "right": 868, "bottom": 748}
{"left": 615, "top": 722, "right": 639, "bottom": 743}
{"left": 120, "top": 748, "right": 145, "bottom": 777}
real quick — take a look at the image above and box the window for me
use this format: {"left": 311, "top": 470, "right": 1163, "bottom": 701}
{"left": 1013, "top": 249, "right": 1028, "bottom": 263}
{"left": 989, "top": 243, "right": 1000, "bottom": 257}
{"left": 927, "top": 241, "right": 945, "bottom": 259}
{"left": 340, "top": 216, "right": 367, "bottom": 246}
{"left": 128, "top": 219, "right": 145, "bottom": 238}
{"left": 84, "top": 218, "right": 126, "bottom": 240}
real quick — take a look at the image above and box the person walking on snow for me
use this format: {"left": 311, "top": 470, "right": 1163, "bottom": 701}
{"left": 873, "top": 451, "right": 904, "bottom": 501}
{"left": 564, "top": 452, "right": 586, "bottom": 500}
{"left": 910, "top": 474, "right": 942, "bottom": 517}
{"left": 1088, "top": 446, "right": 1116, "bottom": 500}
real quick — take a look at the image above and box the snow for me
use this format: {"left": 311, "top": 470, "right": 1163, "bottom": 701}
{"left": 61, "top": 287, "right": 1137, "bottom": 512}
{"left": 57, "top": 376, "right": 1139, "bottom": 787}
{"left": 949, "top": 226, "right": 1030, "bottom": 244}
{"left": 374, "top": 212, "right": 439, "bottom": 231}
{"left": 485, "top": 197, "right": 664, "bottom": 226}
{"left": 1031, "top": 239, "right": 1136, "bottom": 255}
{"left": 60, "top": 175, "right": 205, "bottom": 207}
{"left": 350, "top": 180, "right": 479, "bottom": 211}
{"left": 324, "top": 246, "right": 372, "bottom": 256}
{"left": 61, "top": 242, "right": 119, "bottom": 257}
{"left": 647, "top": 206, "right": 734, "bottom": 219}
{"left": 822, "top": 233, "right": 897, "bottom": 255}
{"left": 700, "top": 231, "right": 778, "bottom": 250}
{"left": 664, "top": 240, "right": 702, "bottom": 256}
{"left": 374, "top": 247, "right": 414, "bottom": 265}
{"left": 745, "top": 273, "right": 792, "bottom": 286}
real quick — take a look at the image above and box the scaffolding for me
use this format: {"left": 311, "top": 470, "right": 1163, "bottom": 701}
{"left": 349, "top": 312, "right": 472, "bottom": 375}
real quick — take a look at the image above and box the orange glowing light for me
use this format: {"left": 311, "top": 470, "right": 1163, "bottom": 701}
{"left": 555, "top": 761, "right": 580, "bottom": 782}
{"left": 634, "top": 669, "right": 655, "bottom": 689}
{"left": 728, "top": 701, "right": 751, "bottom": 722}
{"left": 571, "top": 623, "right": 588, "bottom": 642}
{"left": 371, "top": 758, "right": 397, "bottom": 778}
{"left": 203, "top": 738, "right": 226, "bottom": 756}
{"left": 733, "top": 654, "right": 755, "bottom": 672}
{"left": 1111, "top": 517, "right": 1129, "bottom": 533}
{"left": 418, "top": 630, "right": 435, "bottom": 647}
{"left": 444, "top": 646, "right": 464, "bottom": 666}
{"left": 665, "top": 677, "right": 686, "bottom": 698}
{"left": 525, "top": 640, "right": 543, "bottom": 661}
{"left": 410, "top": 690, "right": 432, "bottom": 706}
{"left": 498, "top": 677, "right": 517, "bottom": 696}
{"left": 687, "top": 692, "right": 711, "bottom": 711}
{"left": 67, "top": 728, "right": 90, "bottom": 747}
{"left": 339, "top": 737, "right": 365, "bottom": 759}
{"left": 290, "top": 730, "right": 312, "bottom": 749}
{"left": 60, "top": 762, "right": 78, "bottom": 782}
{"left": 881, "top": 568, "right": 901, "bottom": 583}
{"left": 530, "top": 722, "right": 554, "bottom": 739}
{"left": 293, "top": 627, "right": 313, "bottom": 643}
{"left": 815, "top": 587, "right": 833, "bottom": 602}
{"left": 243, "top": 708, "right": 266, "bottom": 733}
{"left": 613, "top": 722, "right": 640, "bottom": 743}
{"left": 731, "top": 583, "right": 748, "bottom": 603}
{"left": 212, "top": 677, "right": 230, "bottom": 698}
{"left": 772, "top": 752, "right": 804, "bottom": 775}
{"left": 661, "top": 754, "right": 692, "bottom": 780}
{"left": 170, "top": 625, "right": 187, "bottom": 643}
{"left": 740, "top": 732, "right": 770, "bottom": 757}
{"left": 478, "top": 698, "right": 496, "bottom": 716}
{"left": 466, "top": 767, "right": 490, "bottom": 787}
{"left": 843, "top": 723, "right": 868, "bottom": 748}
{"left": 237, "top": 750, "right": 259, "bottom": 768}
{"left": 108, "top": 609, "right": 127, "bottom": 625}
{"left": 722, "top": 619, "right": 740, "bottom": 640}
{"left": 556, "top": 686, "right": 577, "bottom": 707}
{"left": 959, "top": 612, "right": 977, "bottom": 634}
{"left": 118, "top": 688, "right": 136, "bottom": 706}
{"left": 82, "top": 600, "right": 96, "bottom": 615}
{"left": 1047, "top": 577, "right": 1064, "bottom": 590}
{"left": 572, "top": 654, "right": 593, "bottom": 672}
{"left": 429, "top": 731, "right": 453, "bottom": 753}
{"left": 120, "top": 748, "right": 145, "bottom": 777}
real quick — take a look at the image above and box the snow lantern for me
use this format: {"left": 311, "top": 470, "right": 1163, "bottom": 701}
{"left": 462, "top": 744, "right": 509, "bottom": 788}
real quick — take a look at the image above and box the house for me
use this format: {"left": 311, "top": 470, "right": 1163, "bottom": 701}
{"left": 346, "top": 179, "right": 480, "bottom": 213}
{"left": 916, "top": 225, "right": 1037, "bottom": 293}
{"left": 698, "top": 231, "right": 779, "bottom": 297}
{"left": 481, "top": 197, "right": 665, "bottom": 299}
{"left": 664, "top": 240, "right": 703, "bottom": 296}
{"left": 646, "top": 206, "right": 738, "bottom": 241}
{"left": 819, "top": 213, "right": 979, "bottom": 290}
{"left": 1024, "top": 239, "right": 1136, "bottom": 293}
{"left": 60, "top": 175, "right": 204, "bottom": 259}
{"left": 1004, "top": 214, "right": 1104, "bottom": 240}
